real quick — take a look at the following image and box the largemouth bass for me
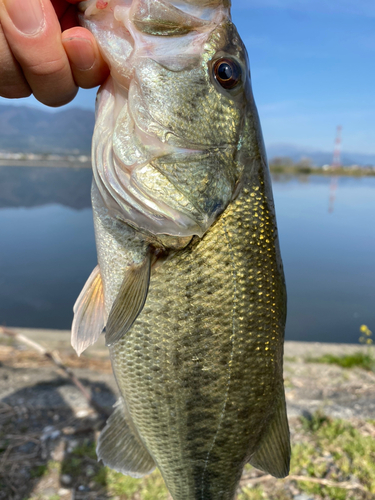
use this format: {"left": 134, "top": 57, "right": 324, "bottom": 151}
{"left": 72, "top": 1, "right": 290, "bottom": 499}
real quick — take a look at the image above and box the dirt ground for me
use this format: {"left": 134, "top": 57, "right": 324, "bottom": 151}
{"left": 0, "top": 328, "right": 374, "bottom": 500}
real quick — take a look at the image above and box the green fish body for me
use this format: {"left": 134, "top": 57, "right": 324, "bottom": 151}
{"left": 72, "top": 1, "right": 290, "bottom": 498}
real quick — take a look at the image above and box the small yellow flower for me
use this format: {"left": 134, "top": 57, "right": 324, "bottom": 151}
{"left": 360, "top": 325, "right": 372, "bottom": 336}
{"left": 359, "top": 325, "right": 373, "bottom": 351}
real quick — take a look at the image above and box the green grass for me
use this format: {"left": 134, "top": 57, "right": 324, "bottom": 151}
{"left": 57, "top": 438, "right": 169, "bottom": 499}
{"left": 290, "top": 414, "right": 375, "bottom": 499}
{"left": 56, "top": 415, "right": 375, "bottom": 500}
{"left": 300, "top": 410, "right": 330, "bottom": 433}
{"left": 61, "top": 440, "right": 97, "bottom": 478}
{"left": 29, "top": 464, "right": 48, "bottom": 479}
{"left": 240, "top": 413, "right": 375, "bottom": 499}
{"left": 308, "top": 352, "right": 375, "bottom": 371}
{"left": 284, "top": 356, "right": 297, "bottom": 362}
{"left": 238, "top": 486, "right": 265, "bottom": 500}
{"left": 95, "top": 467, "right": 169, "bottom": 499}
{"left": 69, "top": 440, "right": 97, "bottom": 460}
{"left": 61, "top": 456, "right": 83, "bottom": 477}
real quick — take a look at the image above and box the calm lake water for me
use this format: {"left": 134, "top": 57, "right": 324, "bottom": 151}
{"left": 0, "top": 166, "right": 374, "bottom": 344}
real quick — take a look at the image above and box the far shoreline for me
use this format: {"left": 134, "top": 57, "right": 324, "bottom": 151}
{"left": 1, "top": 160, "right": 375, "bottom": 177}
{"left": 0, "top": 159, "right": 91, "bottom": 168}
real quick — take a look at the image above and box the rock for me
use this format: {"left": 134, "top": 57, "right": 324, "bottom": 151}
{"left": 41, "top": 425, "right": 61, "bottom": 441}
{"left": 18, "top": 441, "right": 36, "bottom": 454}
{"left": 294, "top": 494, "right": 315, "bottom": 500}
{"left": 76, "top": 409, "right": 90, "bottom": 418}
{"left": 51, "top": 440, "right": 65, "bottom": 461}
{"left": 85, "top": 465, "right": 95, "bottom": 477}
{"left": 67, "top": 439, "right": 79, "bottom": 453}
{"left": 58, "top": 488, "right": 70, "bottom": 496}
{"left": 61, "top": 474, "right": 72, "bottom": 485}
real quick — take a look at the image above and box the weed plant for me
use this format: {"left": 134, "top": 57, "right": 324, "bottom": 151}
{"left": 309, "top": 325, "right": 375, "bottom": 371}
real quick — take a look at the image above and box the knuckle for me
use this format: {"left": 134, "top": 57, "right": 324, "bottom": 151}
{"left": 26, "top": 56, "right": 69, "bottom": 79}
{"left": 23, "top": 55, "right": 78, "bottom": 106}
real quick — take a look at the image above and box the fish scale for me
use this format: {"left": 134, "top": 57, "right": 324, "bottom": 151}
{"left": 109, "top": 162, "right": 286, "bottom": 500}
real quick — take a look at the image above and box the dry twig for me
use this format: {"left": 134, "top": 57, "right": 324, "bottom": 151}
{"left": 0, "top": 326, "right": 110, "bottom": 418}
{"left": 1, "top": 472, "right": 17, "bottom": 494}
{"left": 241, "top": 472, "right": 367, "bottom": 492}
{"left": 288, "top": 474, "right": 368, "bottom": 492}
{"left": 239, "top": 474, "right": 273, "bottom": 486}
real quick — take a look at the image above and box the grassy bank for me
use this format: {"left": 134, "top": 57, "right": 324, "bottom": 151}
{"left": 19, "top": 413, "right": 374, "bottom": 500}
{"left": 308, "top": 326, "right": 375, "bottom": 372}
{"left": 308, "top": 351, "right": 375, "bottom": 371}
{"left": 1, "top": 332, "right": 374, "bottom": 499}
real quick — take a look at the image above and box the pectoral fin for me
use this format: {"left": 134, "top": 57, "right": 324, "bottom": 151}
{"left": 248, "top": 392, "right": 291, "bottom": 478}
{"left": 105, "top": 254, "right": 151, "bottom": 346}
{"left": 71, "top": 266, "right": 105, "bottom": 356}
{"left": 97, "top": 397, "right": 155, "bottom": 477}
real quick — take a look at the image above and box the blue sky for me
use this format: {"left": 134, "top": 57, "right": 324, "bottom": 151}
{"left": 232, "top": 1, "right": 375, "bottom": 154}
{"left": 1, "top": 0, "right": 373, "bottom": 154}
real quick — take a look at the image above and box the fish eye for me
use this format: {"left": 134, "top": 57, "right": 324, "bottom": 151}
{"left": 213, "top": 58, "right": 242, "bottom": 90}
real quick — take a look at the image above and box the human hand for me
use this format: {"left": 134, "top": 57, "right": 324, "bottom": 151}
{"left": 0, "top": 0, "right": 109, "bottom": 107}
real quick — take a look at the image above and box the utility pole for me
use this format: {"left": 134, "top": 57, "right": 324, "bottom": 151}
{"left": 332, "top": 125, "right": 342, "bottom": 168}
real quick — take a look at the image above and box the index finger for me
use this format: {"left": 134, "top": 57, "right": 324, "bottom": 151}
{"left": 0, "top": 0, "right": 78, "bottom": 107}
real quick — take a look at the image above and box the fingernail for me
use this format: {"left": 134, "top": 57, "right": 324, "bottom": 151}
{"left": 4, "top": 0, "right": 45, "bottom": 35}
{"left": 62, "top": 37, "right": 96, "bottom": 71}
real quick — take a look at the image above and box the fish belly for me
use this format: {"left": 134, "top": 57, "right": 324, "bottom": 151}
{"left": 109, "top": 163, "right": 287, "bottom": 500}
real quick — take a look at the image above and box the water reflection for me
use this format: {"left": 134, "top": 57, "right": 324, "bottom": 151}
{"left": 0, "top": 165, "right": 95, "bottom": 329}
{"left": 273, "top": 175, "right": 375, "bottom": 344}
{"left": 1, "top": 166, "right": 374, "bottom": 344}
{"left": 0, "top": 165, "right": 92, "bottom": 209}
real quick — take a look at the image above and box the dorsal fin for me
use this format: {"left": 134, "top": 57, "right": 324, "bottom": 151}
{"left": 105, "top": 254, "right": 151, "bottom": 346}
{"left": 248, "top": 392, "right": 291, "bottom": 478}
{"left": 71, "top": 265, "right": 105, "bottom": 356}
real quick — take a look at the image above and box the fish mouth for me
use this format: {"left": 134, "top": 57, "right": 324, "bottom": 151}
{"left": 79, "top": 0, "right": 229, "bottom": 89}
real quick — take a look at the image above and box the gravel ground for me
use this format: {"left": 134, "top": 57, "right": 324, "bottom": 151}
{"left": 0, "top": 328, "right": 374, "bottom": 500}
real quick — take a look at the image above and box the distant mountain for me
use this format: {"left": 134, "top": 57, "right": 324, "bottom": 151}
{"left": 266, "top": 143, "right": 375, "bottom": 167}
{"left": 1, "top": 104, "right": 374, "bottom": 166}
{"left": 0, "top": 105, "right": 94, "bottom": 155}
